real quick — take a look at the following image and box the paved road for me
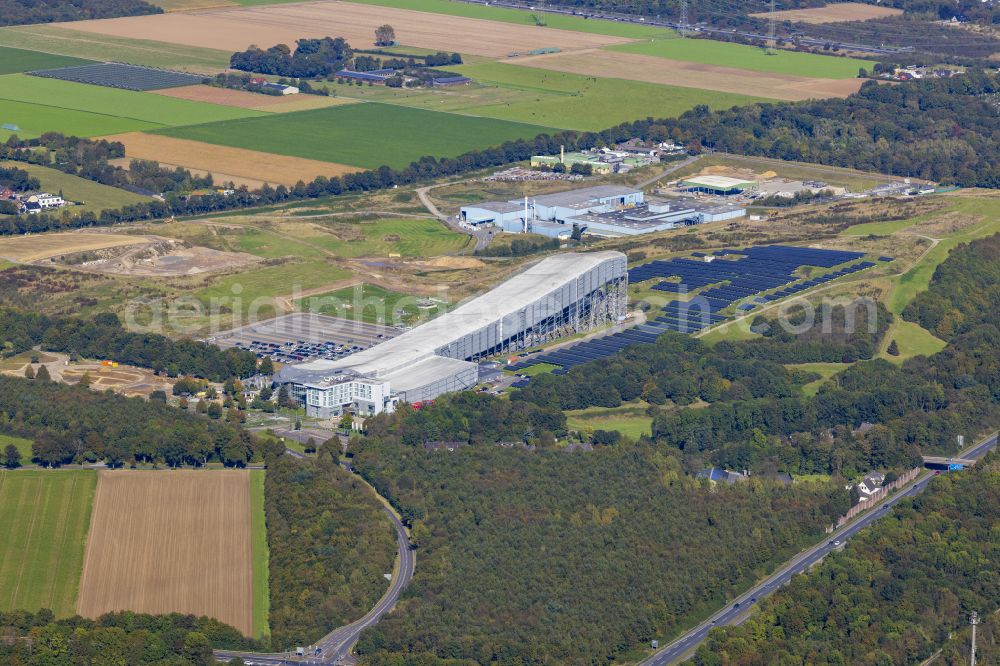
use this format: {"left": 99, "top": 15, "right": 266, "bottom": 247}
{"left": 641, "top": 432, "right": 998, "bottom": 665}
{"left": 214, "top": 466, "right": 415, "bottom": 665}
{"left": 416, "top": 184, "right": 492, "bottom": 252}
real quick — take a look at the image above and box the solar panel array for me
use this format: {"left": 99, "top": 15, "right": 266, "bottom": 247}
{"left": 508, "top": 245, "right": 886, "bottom": 375}
{"left": 28, "top": 63, "right": 206, "bottom": 91}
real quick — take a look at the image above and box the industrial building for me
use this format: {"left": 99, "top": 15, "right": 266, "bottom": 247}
{"left": 459, "top": 185, "right": 744, "bottom": 238}
{"left": 681, "top": 175, "right": 757, "bottom": 195}
{"left": 276, "top": 251, "right": 628, "bottom": 417}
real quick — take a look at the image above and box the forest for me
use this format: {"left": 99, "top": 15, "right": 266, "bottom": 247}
{"left": 0, "top": 0, "right": 160, "bottom": 26}
{"left": 264, "top": 451, "right": 397, "bottom": 650}
{"left": 0, "top": 308, "right": 260, "bottom": 380}
{"left": 0, "top": 165, "right": 39, "bottom": 192}
{"left": 693, "top": 450, "right": 1000, "bottom": 665}
{"left": 0, "top": 375, "right": 274, "bottom": 467}
{"left": 0, "top": 610, "right": 259, "bottom": 664}
{"left": 352, "top": 439, "right": 849, "bottom": 665}
{"left": 230, "top": 37, "right": 354, "bottom": 78}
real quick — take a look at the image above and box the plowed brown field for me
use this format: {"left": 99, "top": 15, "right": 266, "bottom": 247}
{"left": 510, "top": 50, "right": 865, "bottom": 100}
{"left": 77, "top": 470, "right": 254, "bottom": 636}
{"left": 104, "top": 132, "right": 360, "bottom": 186}
{"left": 749, "top": 2, "right": 901, "bottom": 23}
{"left": 56, "top": 0, "right": 631, "bottom": 58}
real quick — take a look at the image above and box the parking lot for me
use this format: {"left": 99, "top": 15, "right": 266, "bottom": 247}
{"left": 207, "top": 313, "right": 400, "bottom": 364}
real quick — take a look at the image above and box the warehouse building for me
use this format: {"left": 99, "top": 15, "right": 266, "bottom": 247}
{"left": 681, "top": 175, "right": 757, "bottom": 195}
{"left": 276, "top": 251, "right": 628, "bottom": 417}
{"left": 459, "top": 186, "right": 743, "bottom": 238}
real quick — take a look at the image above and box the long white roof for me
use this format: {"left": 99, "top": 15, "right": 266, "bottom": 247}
{"left": 279, "top": 251, "right": 624, "bottom": 382}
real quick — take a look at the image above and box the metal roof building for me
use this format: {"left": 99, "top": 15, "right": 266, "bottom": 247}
{"left": 277, "top": 251, "right": 627, "bottom": 415}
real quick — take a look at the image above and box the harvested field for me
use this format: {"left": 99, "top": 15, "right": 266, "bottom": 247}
{"left": 0, "top": 231, "right": 143, "bottom": 262}
{"left": 77, "top": 470, "right": 255, "bottom": 636}
{"left": 750, "top": 2, "right": 902, "bottom": 23}
{"left": 104, "top": 132, "right": 360, "bottom": 186}
{"left": 509, "top": 50, "right": 865, "bottom": 101}
{"left": 154, "top": 84, "right": 352, "bottom": 111}
{"left": 58, "top": 0, "right": 631, "bottom": 58}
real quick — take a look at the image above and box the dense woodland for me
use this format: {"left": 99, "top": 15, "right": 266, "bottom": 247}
{"left": 693, "top": 451, "right": 1000, "bottom": 664}
{"left": 5, "top": 73, "right": 1000, "bottom": 235}
{"left": 264, "top": 452, "right": 397, "bottom": 650}
{"left": 0, "top": 0, "right": 160, "bottom": 26}
{"left": 0, "top": 308, "right": 260, "bottom": 380}
{"left": 0, "top": 610, "right": 259, "bottom": 664}
{"left": 0, "top": 375, "right": 273, "bottom": 466}
{"left": 352, "top": 439, "right": 848, "bottom": 665}
{"left": 0, "top": 165, "right": 39, "bottom": 192}
{"left": 230, "top": 37, "right": 354, "bottom": 78}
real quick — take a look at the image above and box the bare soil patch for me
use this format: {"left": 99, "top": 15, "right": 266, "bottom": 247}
{"left": 77, "top": 470, "right": 254, "bottom": 636}
{"left": 510, "top": 50, "right": 865, "bottom": 101}
{"left": 57, "top": 0, "right": 631, "bottom": 58}
{"left": 154, "top": 84, "right": 349, "bottom": 111}
{"left": 104, "top": 132, "right": 360, "bottom": 186}
{"left": 750, "top": 3, "right": 902, "bottom": 24}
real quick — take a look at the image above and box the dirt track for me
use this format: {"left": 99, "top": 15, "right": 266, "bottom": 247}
{"left": 59, "top": 0, "right": 630, "bottom": 58}
{"left": 749, "top": 2, "right": 901, "bottom": 24}
{"left": 77, "top": 470, "right": 254, "bottom": 636}
{"left": 509, "top": 50, "right": 865, "bottom": 101}
{"left": 104, "top": 132, "right": 360, "bottom": 186}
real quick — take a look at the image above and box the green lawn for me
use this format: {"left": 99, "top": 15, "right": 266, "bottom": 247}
{"left": 156, "top": 102, "right": 557, "bottom": 170}
{"left": 609, "top": 38, "right": 871, "bottom": 79}
{"left": 0, "top": 26, "right": 233, "bottom": 73}
{"left": 325, "top": 0, "right": 671, "bottom": 38}
{"left": 884, "top": 319, "right": 946, "bottom": 363}
{"left": 300, "top": 283, "right": 446, "bottom": 326}
{"left": 249, "top": 470, "right": 270, "bottom": 640}
{"left": 786, "top": 362, "right": 850, "bottom": 397}
{"left": 566, "top": 401, "right": 652, "bottom": 439}
{"left": 0, "top": 46, "right": 93, "bottom": 75}
{"left": 0, "top": 470, "right": 97, "bottom": 616}
{"left": 304, "top": 218, "right": 469, "bottom": 258}
{"left": 0, "top": 161, "right": 149, "bottom": 214}
{"left": 0, "top": 73, "right": 264, "bottom": 138}
{"left": 0, "top": 433, "right": 33, "bottom": 466}
{"left": 444, "top": 62, "right": 768, "bottom": 130}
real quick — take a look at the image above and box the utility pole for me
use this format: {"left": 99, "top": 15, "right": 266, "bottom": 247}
{"left": 767, "top": 0, "right": 776, "bottom": 54}
{"left": 970, "top": 610, "right": 979, "bottom": 666}
{"left": 679, "top": 0, "right": 688, "bottom": 36}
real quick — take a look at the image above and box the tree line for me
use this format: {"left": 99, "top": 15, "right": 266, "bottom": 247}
{"left": 0, "top": 0, "right": 160, "bottom": 26}
{"left": 693, "top": 450, "right": 1000, "bottom": 665}
{"left": 0, "top": 308, "right": 260, "bottom": 380}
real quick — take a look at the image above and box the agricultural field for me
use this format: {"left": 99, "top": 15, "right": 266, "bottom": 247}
{"left": 0, "top": 470, "right": 97, "bottom": 616}
{"left": 0, "top": 45, "right": 93, "bottom": 75}
{"left": 749, "top": 2, "right": 902, "bottom": 24}
{"left": 77, "top": 470, "right": 259, "bottom": 637}
{"left": 511, "top": 49, "right": 865, "bottom": 101}
{"left": 609, "top": 38, "right": 870, "bottom": 79}
{"left": 104, "top": 133, "right": 360, "bottom": 188}
{"left": 249, "top": 470, "right": 269, "bottom": 640}
{"left": 0, "top": 230, "right": 151, "bottom": 263}
{"left": 442, "top": 62, "right": 767, "bottom": 130}
{"left": 0, "top": 99, "right": 157, "bottom": 139}
{"left": 58, "top": 0, "right": 634, "bottom": 58}
{"left": 0, "top": 161, "right": 150, "bottom": 215}
{"left": 0, "top": 25, "right": 233, "bottom": 73}
{"left": 154, "top": 84, "right": 353, "bottom": 111}
{"left": 300, "top": 282, "right": 447, "bottom": 325}
{"left": 156, "top": 103, "right": 555, "bottom": 169}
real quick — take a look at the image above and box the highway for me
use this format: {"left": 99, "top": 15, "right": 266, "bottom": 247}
{"left": 640, "top": 432, "right": 998, "bottom": 665}
{"left": 214, "top": 465, "right": 415, "bottom": 666}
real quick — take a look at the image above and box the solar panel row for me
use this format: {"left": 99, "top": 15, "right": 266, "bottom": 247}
{"left": 28, "top": 63, "right": 206, "bottom": 91}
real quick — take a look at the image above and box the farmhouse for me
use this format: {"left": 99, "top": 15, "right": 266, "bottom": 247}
{"left": 262, "top": 82, "right": 299, "bottom": 95}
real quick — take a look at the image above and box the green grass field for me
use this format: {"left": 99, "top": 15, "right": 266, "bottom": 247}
{"left": 249, "top": 470, "right": 270, "bottom": 640}
{"left": 565, "top": 401, "right": 652, "bottom": 439}
{"left": 305, "top": 218, "right": 469, "bottom": 257}
{"left": 443, "top": 62, "right": 768, "bottom": 130}
{"left": 786, "top": 362, "right": 850, "bottom": 397}
{"left": 0, "top": 73, "right": 264, "bottom": 139}
{"left": 301, "top": 283, "right": 446, "bottom": 325}
{"left": 0, "top": 470, "right": 97, "bottom": 616}
{"left": 609, "top": 38, "right": 870, "bottom": 79}
{"left": 0, "top": 46, "right": 93, "bottom": 75}
{"left": 0, "top": 161, "right": 150, "bottom": 214}
{"left": 884, "top": 319, "right": 946, "bottom": 363}
{"left": 0, "top": 26, "right": 233, "bottom": 73}
{"left": 322, "top": 0, "right": 671, "bottom": 38}
{"left": 0, "top": 433, "right": 33, "bottom": 466}
{"left": 156, "top": 102, "right": 556, "bottom": 170}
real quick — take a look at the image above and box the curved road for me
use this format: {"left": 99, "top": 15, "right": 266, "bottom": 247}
{"left": 214, "top": 465, "right": 415, "bottom": 665}
{"left": 641, "top": 432, "right": 998, "bottom": 665}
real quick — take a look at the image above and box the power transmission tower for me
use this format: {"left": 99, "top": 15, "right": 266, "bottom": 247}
{"left": 970, "top": 611, "right": 979, "bottom": 666}
{"left": 679, "top": 0, "right": 688, "bottom": 37}
{"left": 766, "top": 0, "right": 776, "bottom": 54}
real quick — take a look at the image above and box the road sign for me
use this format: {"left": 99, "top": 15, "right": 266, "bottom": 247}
{"left": 949, "top": 463, "right": 965, "bottom": 471}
